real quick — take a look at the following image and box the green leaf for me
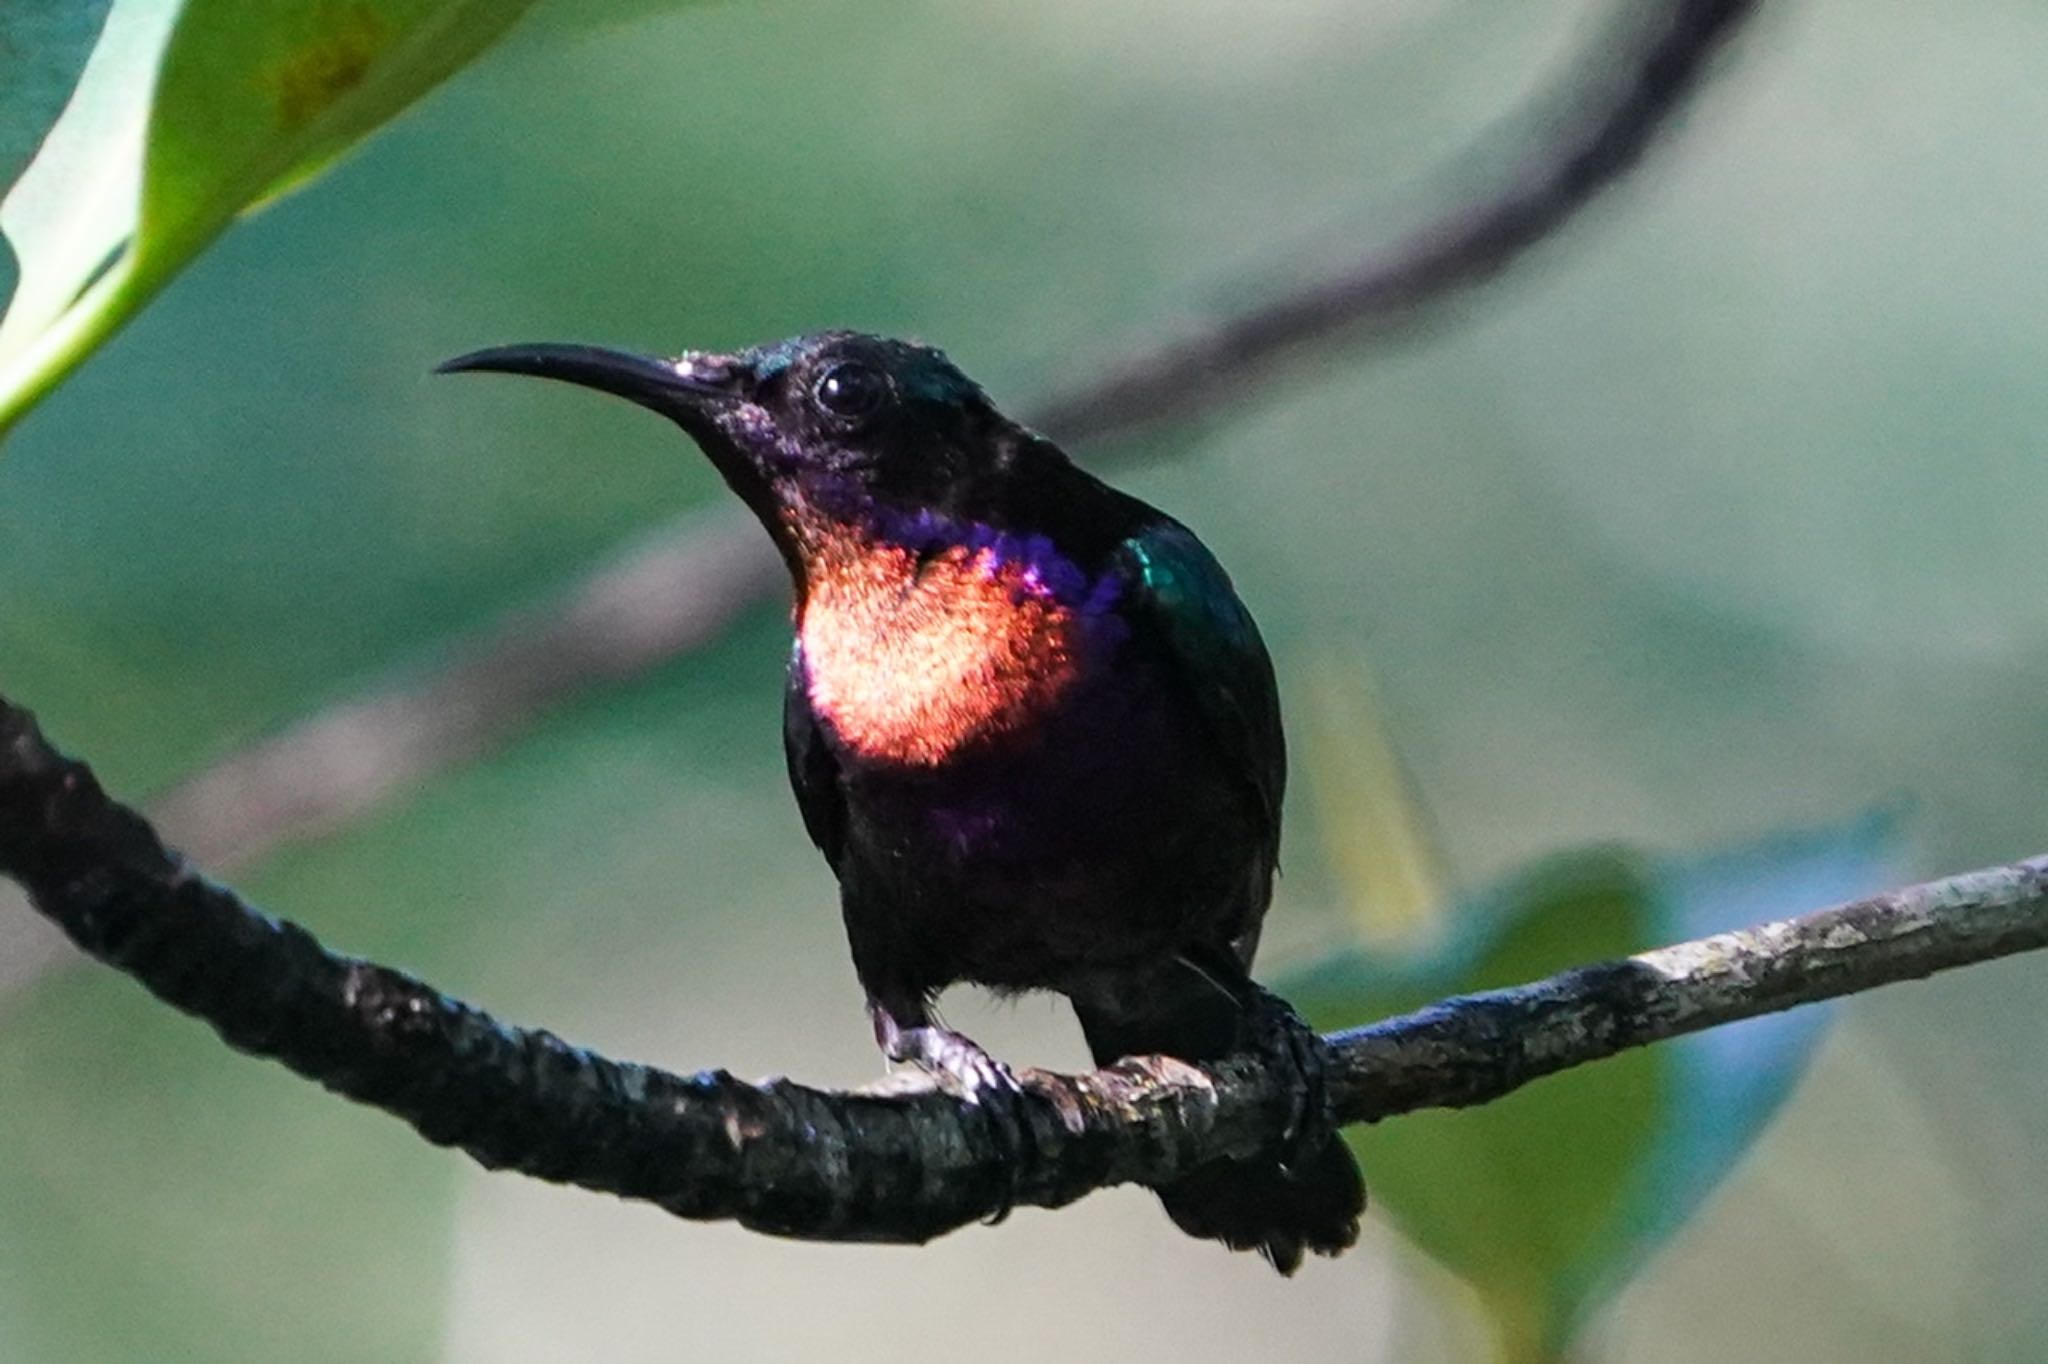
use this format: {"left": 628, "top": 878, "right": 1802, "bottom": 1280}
{"left": 1286, "top": 817, "right": 1897, "bottom": 1363}
{"left": 0, "top": 0, "right": 108, "bottom": 327}
{"left": 1295, "top": 851, "right": 1666, "bottom": 1363}
{"left": 0, "top": 0, "right": 115, "bottom": 206}
{"left": 1626, "top": 817, "right": 1901, "bottom": 1260}
{"left": 0, "top": 0, "right": 157, "bottom": 357}
{"left": 0, "top": 0, "right": 543, "bottom": 442}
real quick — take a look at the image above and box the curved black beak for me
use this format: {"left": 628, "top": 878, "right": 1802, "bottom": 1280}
{"left": 435, "top": 343, "right": 740, "bottom": 412}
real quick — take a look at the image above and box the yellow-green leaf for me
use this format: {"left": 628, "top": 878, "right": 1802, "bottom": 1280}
{"left": 0, "top": 0, "right": 542, "bottom": 443}
{"left": 0, "top": 0, "right": 174, "bottom": 367}
{"left": 0, "top": 1, "right": 116, "bottom": 208}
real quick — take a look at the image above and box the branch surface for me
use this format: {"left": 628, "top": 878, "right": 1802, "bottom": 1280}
{"left": 3, "top": 696, "right": 2040, "bottom": 1244}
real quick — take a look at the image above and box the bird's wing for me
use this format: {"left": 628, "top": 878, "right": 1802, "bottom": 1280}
{"left": 783, "top": 643, "right": 849, "bottom": 868}
{"left": 1113, "top": 518, "right": 1286, "bottom": 858}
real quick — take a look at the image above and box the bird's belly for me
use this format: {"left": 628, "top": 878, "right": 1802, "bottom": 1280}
{"left": 841, "top": 684, "right": 1263, "bottom": 990}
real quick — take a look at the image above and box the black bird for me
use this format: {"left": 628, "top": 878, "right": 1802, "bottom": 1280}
{"left": 439, "top": 331, "right": 1364, "bottom": 1271}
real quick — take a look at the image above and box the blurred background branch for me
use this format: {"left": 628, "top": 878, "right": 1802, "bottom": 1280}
{"left": 1029, "top": 0, "right": 1759, "bottom": 442}
{"left": 134, "top": 0, "right": 1761, "bottom": 879}
{"left": 3, "top": 693, "right": 2039, "bottom": 1246}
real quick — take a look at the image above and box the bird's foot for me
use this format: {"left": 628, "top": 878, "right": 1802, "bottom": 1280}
{"left": 871, "top": 1007, "right": 1032, "bottom": 1224}
{"left": 1241, "top": 986, "right": 1338, "bottom": 1173}
{"left": 884, "top": 1022, "right": 1023, "bottom": 1105}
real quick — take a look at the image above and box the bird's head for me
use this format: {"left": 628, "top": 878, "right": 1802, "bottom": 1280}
{"left": 438, "top": 331, "right": 1058, "bottom": 567}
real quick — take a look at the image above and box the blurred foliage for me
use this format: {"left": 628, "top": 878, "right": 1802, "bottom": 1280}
{"left": 1298, "top": 646, "right": 1451, "bottom": 949}
{"left": 0, "top": 0, "right": 545, "bottom": 435}
{"left": 1288, "top": 816, "right": 1895, "bottom": 1361}
{"left": 0, "top": 2, "right": 2046, "bottom": 1362}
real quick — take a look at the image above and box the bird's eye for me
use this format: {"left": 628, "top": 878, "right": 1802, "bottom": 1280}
{"left": 812, "top": 362, "right": 889, "bottom": 421}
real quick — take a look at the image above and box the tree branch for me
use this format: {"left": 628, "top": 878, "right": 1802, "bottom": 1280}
{"left": 146, "top": 509, "right": 778, "bottom": 870}
{"left": 1029, "top": 0, "right": 1760, "bottom": 443}
{"left": 3, "top": 694, "right": 2040, "bottom": 1244}
{"left": 118, "top": 0, "right": 1762, "bottom": 881}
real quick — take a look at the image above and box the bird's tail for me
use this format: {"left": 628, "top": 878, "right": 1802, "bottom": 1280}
{"left": 1074, "top": 964, "right": 1365, "bottom": 1275}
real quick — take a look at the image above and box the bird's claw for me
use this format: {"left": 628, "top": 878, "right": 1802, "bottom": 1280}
{"left": 1242, "top": 988, "right": 1337, "bottom": 1173}
{"left": 885, "top": 1023, "right": 1021, "bottom": 1102}
{"left": 883, "top": 1023, "right": 1032, "bottom": 1224}
{"left": 905, "top": 1024, "right": 1024, "bottom": 1097}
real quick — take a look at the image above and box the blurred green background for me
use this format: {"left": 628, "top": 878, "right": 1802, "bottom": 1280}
{"left": 3, "top": 1, "right": 2047, "bottom": 1360}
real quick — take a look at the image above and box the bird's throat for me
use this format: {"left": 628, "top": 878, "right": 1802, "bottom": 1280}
{"left": 794, "top": 519, "right": 1109, "bottom": 767}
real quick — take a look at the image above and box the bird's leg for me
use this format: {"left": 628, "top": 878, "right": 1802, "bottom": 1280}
{"left": 1167, "top": 947, "right": 1338, "bottom": 1167}
{"left": 868, "top": 994, "right": 1031, "bottom": 1224}
{"left": 1237, "top": 983, "right": 1338, "bottom": 1173}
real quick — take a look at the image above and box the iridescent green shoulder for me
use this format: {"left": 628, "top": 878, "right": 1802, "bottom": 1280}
{"left": 1122, "top": 522, "right": 1262, "bottom": 643}
{"left": 1114, "top": 519, "right": 1286, "bottom": 836}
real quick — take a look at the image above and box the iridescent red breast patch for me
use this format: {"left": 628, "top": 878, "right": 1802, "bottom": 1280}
{"left": 799, "top": 536, "right": 1094, "bottom": 766}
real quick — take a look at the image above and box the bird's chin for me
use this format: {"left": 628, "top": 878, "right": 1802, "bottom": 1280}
{"left": 666, "top": 421, "right": 799, "bottom": 548}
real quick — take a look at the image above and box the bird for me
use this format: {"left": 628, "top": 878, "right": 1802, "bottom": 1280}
{"left": 438, "top": 330, "right": 1364, "bottom": 1271}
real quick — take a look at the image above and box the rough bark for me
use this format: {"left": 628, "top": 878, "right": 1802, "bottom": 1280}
{"left": 4, "top": 694, "right": 2039, "bottom": 1245}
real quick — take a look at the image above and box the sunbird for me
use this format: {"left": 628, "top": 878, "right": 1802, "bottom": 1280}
{"left": 440, "top": 331, "right": 1363, "bottom": 1271}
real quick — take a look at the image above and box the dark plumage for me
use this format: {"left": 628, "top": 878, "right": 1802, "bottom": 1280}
{"left": 439, "top": 331, "right": 1364, "bottom": 1271}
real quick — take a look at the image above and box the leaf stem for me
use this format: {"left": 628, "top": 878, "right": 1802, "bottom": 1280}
{"left": 0, "top": 249, "right": 147, "bottom": 440}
